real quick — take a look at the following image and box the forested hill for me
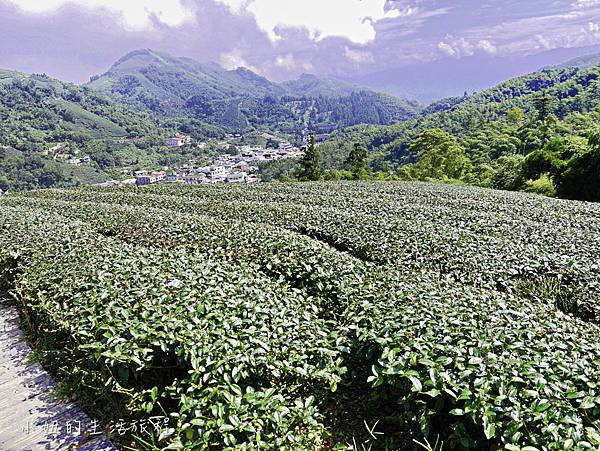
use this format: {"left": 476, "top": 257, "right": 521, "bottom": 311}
{"left": 553, "top": 52, "right": 600, "bottom": 71}
{"left": 0, "top": 69, "right": 226, "bottom": 192}
{"left": 0, "top": 68, "right": 156, "bottom": 146}
{"left": 273, "top": 62, "right": 600, "bottom": 201}
{"left": 336, "top": 63, "right": 600, "bottom": 163}
{"left": 85, "top": 49, "right": 420, "bottom": 130}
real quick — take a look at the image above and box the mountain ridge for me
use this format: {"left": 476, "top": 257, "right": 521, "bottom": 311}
{"left": 85, "top": 48, "right": 420, "bottom": 130}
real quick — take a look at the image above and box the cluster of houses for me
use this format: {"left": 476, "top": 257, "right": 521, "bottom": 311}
{"left": 237, "top": 141, "right": 304, "bottom": 163}
{"left": 45, "top": 144, "right": 91, "bottom": 166}
{"left": 133, "top": 166, "right": 258, "bottom": 185}
{"left": 92, "top": 135, "right": 305, "bottom": 187}
{"left": 133, "top": 140, "right": 304, "bottom": 186}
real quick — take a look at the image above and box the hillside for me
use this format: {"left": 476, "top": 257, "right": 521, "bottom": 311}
{"left": 554, "top": 50, "right": 600, "bottom": 70}
{"left": 0, "top": 68, "right": 144, "bottom": 143}
{"left": 86, "top": 49, "right": 420, "bottom": 130}
{"left": 281, "top": 73, "right": 358, "bottom": 97}
{"left": 1, "top": 182, "right": 598, "bottom": 449}
{"left": 0, "top": 68, "right": 227, "bottom": 191}
{"left": 300, "top": 62, "right": 600, "bottom": 200}
{"left": 87, "top": 49, "right": 285, "bottom": 109}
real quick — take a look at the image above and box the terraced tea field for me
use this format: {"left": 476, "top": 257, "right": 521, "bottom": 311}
{"left": 0, "top": 182, "right": 598, "bottom": 450}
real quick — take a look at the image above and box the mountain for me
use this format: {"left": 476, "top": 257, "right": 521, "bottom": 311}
{"left": 260, "top": 60, "right": 599, "bottom": 200}
{"left": 0, "top": 68, "right": 226, "bottom": 191}
{"left": 86, "top": 49, "right": 420, "bottom": 130}
{"left": 553, "top": 51, "right": 600, "bottom": 71}
{"left": 281, "top": 73, "right": 358, "bottom": 97}
{"left": 0, "top": 68, "right": 158, "bottom": 146}
{"left": 320, "top": 61, "right": 600, "bottom": 179}
{"left": 87, "top": 49, "right": 285, "bottom": 112}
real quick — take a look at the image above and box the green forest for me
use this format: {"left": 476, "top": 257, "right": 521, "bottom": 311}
{"left": 87, "top": 49, "right": 420, "bottom": 131}
{"left": 264, "top": 64, "right": 600, "bottom": 202}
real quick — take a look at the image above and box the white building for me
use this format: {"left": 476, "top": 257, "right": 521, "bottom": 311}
{"left": 279, "top": 141, "right": 293, "bottom": 151}
{"left": 136, "top": 171, "right": 165, "bottom": 185}
{"left": 165, "top": 136, "right": 193, "bottom": 147}
{"left": 227, "top": 172, "right": 247, "bottom": 183}
{"left": 209, "top": 165, "right": 227, "bottom": 179}
{"left": 180, "top": 174, "right": 206, "bottom": 184}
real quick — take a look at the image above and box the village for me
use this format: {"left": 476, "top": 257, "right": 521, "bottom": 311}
{"left": 94, "top": 135, "right": 306, "bottom": 187}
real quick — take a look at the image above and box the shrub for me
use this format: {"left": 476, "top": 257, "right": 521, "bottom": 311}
{"left": 524, "top": 173, "right": 556, "bottom": 197}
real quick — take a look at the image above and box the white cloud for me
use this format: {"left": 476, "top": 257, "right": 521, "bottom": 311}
{"left": 476, "top": 39, "right": 497, "bottom": 55}
{"left": 344, "top": 46, "right": 375, "bottom": 63}
{"left": 220, "top": 48, "right": 261, "bottom": 73}
{"left": 274, "top": 53, "right": 313, "bottom": 72}
{"left": 437, "top": 36, "right": 497, "bottom": 58}
{"left": 449, "top": 6, "right": 600, "bottom": 58}
{"left": 572, "top": 0, "right": 600, "bottom": 9}
{"left": 275, "top": 53, "right": 296, "bottom": 70}
{"left": 4, "top": 0, "right": 193, "bottom": 30}
{"left": 215, "top": 0, "right": 404, "bottom": 44}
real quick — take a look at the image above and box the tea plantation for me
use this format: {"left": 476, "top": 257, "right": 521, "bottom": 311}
{"left": 0, "top": 182, "right": 598, "bottom": 450}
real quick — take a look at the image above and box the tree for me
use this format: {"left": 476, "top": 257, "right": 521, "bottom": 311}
{"left": 298, "top": 133, "right": 321, "bottom": 181}
{"left": 532, "top": 90, "right": 555, "bottom": 122}
{"left": 266, "top": 137, "right": 279, "bottom": 149}
{"left": 588, "top": 128, "right": 600, "bottom": 151}
{"left": 408, "top": 129, "right": 472, "bottom": 180}
{"left": 522, "top": 149, "right": 563, "bottom": 181}
{"left": 344, "top": 142, "right": 367, "bottom": 180}
{"left": 507, "top": 107, "right": 524, "bottom": 126}
{"left": 524, "top": 173, "right": 556, "bottom": 197}
{"left": 491, "top": 155, "right": 525, "bottom": 191}
{"left": 557, "top": 147, "right": 600, "bottom": 201}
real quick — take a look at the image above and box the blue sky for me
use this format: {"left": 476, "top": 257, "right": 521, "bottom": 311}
{"left": 1, "top": 0, "right": 599, "bottom": 100}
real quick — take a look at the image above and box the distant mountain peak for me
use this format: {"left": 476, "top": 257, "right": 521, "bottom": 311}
{"left": 84, "top": 48, "right": 418, "bottom": 127}
{"left": 552, "top": 50, "right": 600, "bottom": 71}
{"left": 106, "top": 49, "right": 160, "bottom": 73}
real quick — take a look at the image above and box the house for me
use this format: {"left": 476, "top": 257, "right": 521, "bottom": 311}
{"left": 263, "top": 150, "right": 279, "bottom": 161}
{"left": 180, "top": 174, "right": 206, "bottom": 184}
{"left": 209, "top": 165, "right": 227, "bottom": 179}
{"left": 279, "top": 141, "right": 293, "bottom": 151}
{"left": 234, "top": 161, "right": 250, "bottom": 172}
{"left": 136, "top": 171, "right": 165, "bottom": 185}
{"left": 227, "top": 172, "right": 247, "bottom": 183}
{"left": 94, "top": 180, "right": 120, "bottom": 187}
{"left": 165, "top": 135, "right": 193, "bottom": 147}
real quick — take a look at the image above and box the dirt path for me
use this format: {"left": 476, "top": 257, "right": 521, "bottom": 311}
{"left": 0, "top": 298, "right": 115, "bottom": 450}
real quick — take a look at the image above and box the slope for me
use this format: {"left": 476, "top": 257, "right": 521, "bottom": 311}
{"left": 85, "top": 49, "right": 421, "bottom": 130}
{"left": 338, "top": 63, "right": 600, "bottom": 164}
{"left": 0, "top": 68, "right": 225, "bottom": 191}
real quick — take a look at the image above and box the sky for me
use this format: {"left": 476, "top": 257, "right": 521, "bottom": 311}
{"left": 1, "top": 0, "right": 600, "bottom": 101}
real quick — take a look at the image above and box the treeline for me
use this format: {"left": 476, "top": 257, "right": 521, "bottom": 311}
{"left": 267, "top": 120, "right": 600, "bottom": 202}
{"left": 264, "top": 64, "right": 600, "bottom": 201}
{"left": 185, "top": 91, "right": 419, "bottom": 132}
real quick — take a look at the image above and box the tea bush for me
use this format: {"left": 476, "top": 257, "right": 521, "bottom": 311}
{"left": 1, "top": 181, "right": 599, "bottom": 450}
